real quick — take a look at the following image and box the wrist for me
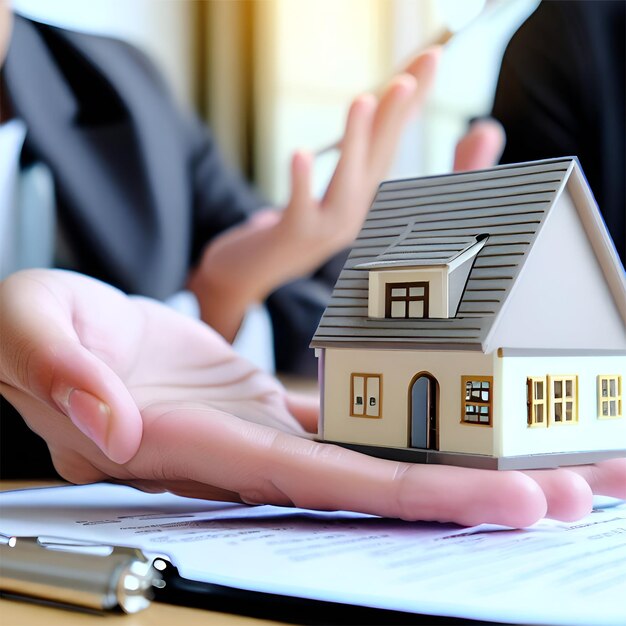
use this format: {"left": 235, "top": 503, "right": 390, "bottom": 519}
{"left": 187, "top": 265, "right": 254, "bottom": 342}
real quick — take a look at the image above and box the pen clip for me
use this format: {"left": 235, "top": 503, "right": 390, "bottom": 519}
{"left": 1, "top": 533, "right": 147, "bottom": 558}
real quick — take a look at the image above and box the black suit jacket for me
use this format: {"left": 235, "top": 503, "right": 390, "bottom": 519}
{"left": 491, "top": 0, "right": 625, "bottom": 264}
{"left": 1, "top": 16, "right": 344, "bottom": 477}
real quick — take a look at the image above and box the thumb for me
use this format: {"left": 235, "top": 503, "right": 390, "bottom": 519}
{"left": 454, "top": 118, "right": 505, "bottom": 172}
{"left": 0, "top": 271, "right": 142, "bottom": 464}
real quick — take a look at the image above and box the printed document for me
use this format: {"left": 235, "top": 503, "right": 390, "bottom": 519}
{"left": 1, "top": 483, "right": 624, "bottom": 625}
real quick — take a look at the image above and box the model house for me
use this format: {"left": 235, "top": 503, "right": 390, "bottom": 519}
{"left": 311, "top": 158, "right": 626, "bottom": 469}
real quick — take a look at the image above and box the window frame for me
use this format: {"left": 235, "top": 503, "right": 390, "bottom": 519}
{"left": 461, "top": 376, "right": 493, "bottom": 426}
{"left": 527, "top": 376, "right": 548, "bottom": 428}
{"left": 547, "top": 375, "right": 578, "bottom": 426}
{"left": 597, "top": 375, "right": 623, "bottom": 419}
{"left": 385, "top": 281, "right": 430, "bottom": 319}
{"left": 350, "top": 373, "right": 383, "bottom": 419}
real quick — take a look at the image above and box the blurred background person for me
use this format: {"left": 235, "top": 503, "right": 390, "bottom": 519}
{"left": 491, "top": 0, "right": 625, "bottom": 263}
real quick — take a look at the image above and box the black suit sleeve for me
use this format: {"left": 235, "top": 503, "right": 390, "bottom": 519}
{"left": 103, "top": 36, "right": 266, "bottom": 265}
{"left": 183, "top": 114, "right": 264, "bottom": 264}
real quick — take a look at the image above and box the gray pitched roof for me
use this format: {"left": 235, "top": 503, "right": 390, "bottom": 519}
{"left": 311, "top": 157, "right": 577, "bottom": 351}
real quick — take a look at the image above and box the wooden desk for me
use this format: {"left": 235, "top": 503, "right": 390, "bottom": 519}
{"left": 0, "top": 481, "right": 281, "bottom": 626}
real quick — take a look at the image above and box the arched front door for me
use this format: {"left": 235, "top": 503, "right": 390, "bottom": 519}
{"left": 409, "top": 373, "right": 439, "bottom": 450}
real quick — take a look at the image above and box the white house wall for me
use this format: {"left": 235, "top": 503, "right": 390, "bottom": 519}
{"left": 322, "top": 347, "right": 494, "bottom": 455}
{"left": 498, "top": 354, "right": 626, "bottom": 456}
{"left": 484, "top": 191, "right": 626, "bottom": 352}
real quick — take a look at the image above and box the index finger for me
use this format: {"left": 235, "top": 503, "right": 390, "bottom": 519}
{"left": 366, "top": 48, "right": 440, "bottom": 178}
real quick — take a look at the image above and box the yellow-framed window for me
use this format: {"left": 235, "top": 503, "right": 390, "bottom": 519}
{"left": 350, "top": 373, "right": 382, "bottom": 418}
{"left": 461, "top": 376, "right": 493, "bottom": 426}
{"left": 527, "top": 377, "right": 547, "bottom": 428}
{"left": 548, "top": 375, "right": 578, "bottom": 425}
{"left": 598, "top": 375, "right": 622, "bottom": 419}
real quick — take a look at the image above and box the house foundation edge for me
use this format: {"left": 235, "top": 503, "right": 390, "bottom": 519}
{"left": 319, "top": 440, "right": 626, "bottom": 470}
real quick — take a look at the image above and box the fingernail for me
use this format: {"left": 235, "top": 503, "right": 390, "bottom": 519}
{"left": 67, "top": 389, "right": 112, "bottom": 457}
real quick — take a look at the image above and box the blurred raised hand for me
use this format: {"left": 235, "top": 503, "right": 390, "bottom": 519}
{"left": 189, "top": 49, "right": 442, "bottom": 341}
{"left": 453, "top": 118, "right": 505, "bottom": 172}
{"left": 2, "top": 269, "right": 624, "bottom": 527}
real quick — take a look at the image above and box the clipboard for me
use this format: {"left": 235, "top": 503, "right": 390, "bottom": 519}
{"left": 155, "top": 561, "right": 510, "bottom": 626}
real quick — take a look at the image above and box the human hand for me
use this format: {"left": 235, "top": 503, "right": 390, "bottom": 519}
{"left": 453, "top": 118, "right": 505, "bottom": 171}
{"left": 189, "top": 49, "right": 441, "bottom": 341}
{"left": 2, "top": 269, "right": 625, "bottom": 527}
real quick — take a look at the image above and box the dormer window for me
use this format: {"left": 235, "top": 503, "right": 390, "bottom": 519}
{"left": 356, "top": 234, "right": 488, "bottom": 320}
{"left": 385, "top": 282, "right": 429, "bottom": 318}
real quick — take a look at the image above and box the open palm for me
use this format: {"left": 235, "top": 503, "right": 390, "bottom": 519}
{"left": 1, "top": 270, "right": 625, "bottom": 527}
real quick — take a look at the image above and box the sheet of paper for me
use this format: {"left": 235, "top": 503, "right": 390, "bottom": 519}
{"left": 1, "top": 483, "right": 624, "bottom": 626}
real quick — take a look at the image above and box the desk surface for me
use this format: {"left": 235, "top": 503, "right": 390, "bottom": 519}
{"left": 0, "top": 481, "right": 281, "bottom": 626}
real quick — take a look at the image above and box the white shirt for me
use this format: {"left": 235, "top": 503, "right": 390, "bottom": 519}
{"left": 0, "top": 119, "right": 55, "bottom": 280}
